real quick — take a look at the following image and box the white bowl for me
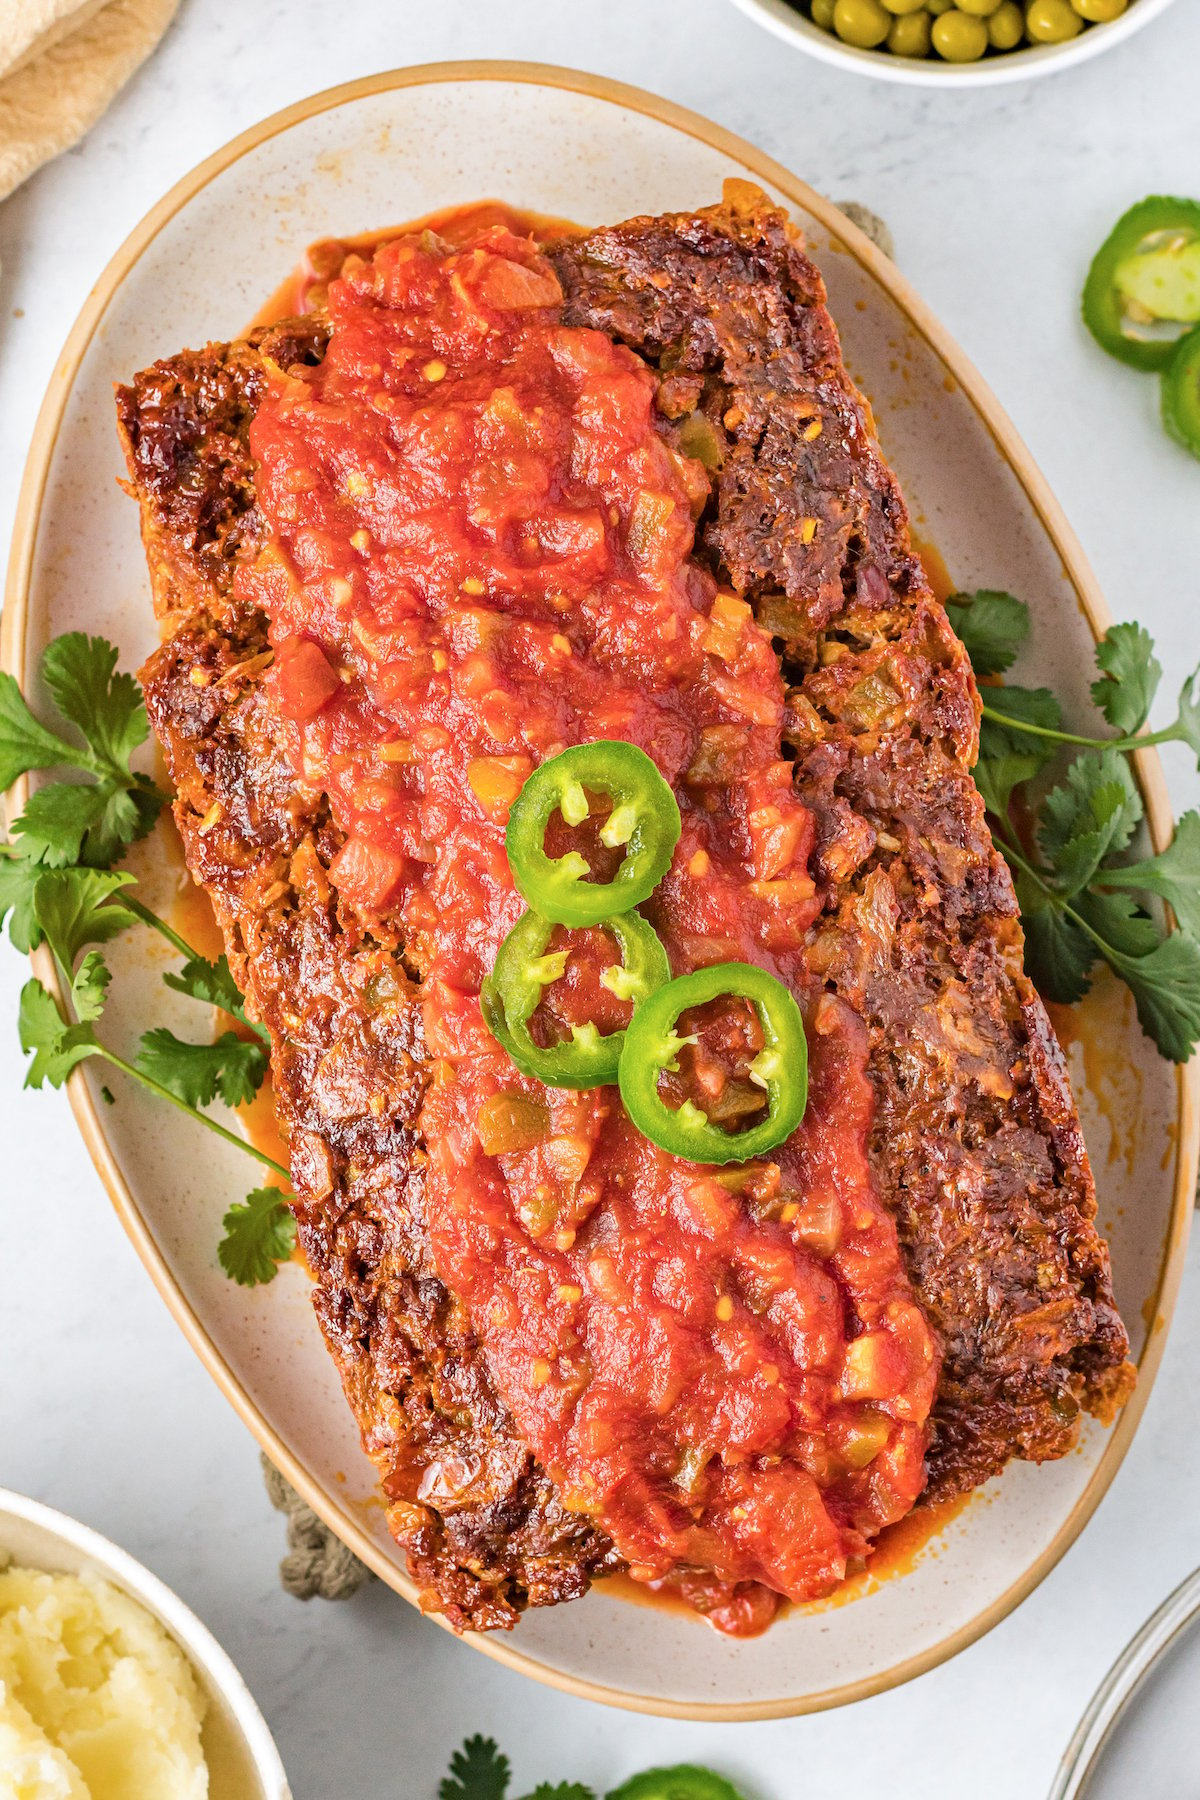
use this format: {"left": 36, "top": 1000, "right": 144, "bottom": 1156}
{"left": 0, "top": 1487, "right": 291, "bottom": 1800}
{"left": 728, "top": 0, "right": 1180, "bottom": 85}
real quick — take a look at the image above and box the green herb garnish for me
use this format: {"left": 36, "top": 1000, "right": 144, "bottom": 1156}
{"left": 3, "top": 633, "right": 293, "bottom": 1285}
{"left": 440, "top": 1740, "right": 515, "bottom": 1800}
{"left": 952, "top": 589, "right": 1200, "bottom": 1061}
{"left": 217, "top": 1188, "right": 297, "bottom": 1287}
{"left": 436, "top": 1734, "right": 744, "bottom": 1800}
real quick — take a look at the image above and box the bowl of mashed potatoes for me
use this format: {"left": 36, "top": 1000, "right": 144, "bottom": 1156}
{"left": 0, "top": 1486, "right": 289, "bottom": 1800}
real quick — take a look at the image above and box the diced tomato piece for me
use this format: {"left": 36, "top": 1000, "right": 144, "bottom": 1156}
{"left": 272, "top": 636, "right": 342, "bottom": 720}
{"left": 329, "top": 833, "right": 406, "bottom": 911}
{"left": 676, "top": 1573, "right": 781, "bottom": 1639}
{"left": 477, "top": 255, "right": 562, "bottom": 310}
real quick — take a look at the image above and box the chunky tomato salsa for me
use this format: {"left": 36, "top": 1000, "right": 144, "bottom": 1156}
{"left": 242, "top": 224, "right": 940, "bottom": 1631}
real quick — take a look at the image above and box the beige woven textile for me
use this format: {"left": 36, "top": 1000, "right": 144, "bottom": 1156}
{"left": 0, "top": 0, "right": 178, "bottom": 201}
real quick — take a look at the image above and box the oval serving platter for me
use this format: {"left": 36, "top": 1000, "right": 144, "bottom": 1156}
{"left": 4, "top": 62, "right": 1196, "bottom": 1720}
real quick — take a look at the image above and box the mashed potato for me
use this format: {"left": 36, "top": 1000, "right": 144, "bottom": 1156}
{"left": 0, "top": 1565, "right": 208, "bottom": 1799}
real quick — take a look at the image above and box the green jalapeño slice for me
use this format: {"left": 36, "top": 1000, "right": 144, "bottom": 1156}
{"left": 505, "top": 740, "right": 682, "bottom": 927}
{"left": 1162, "top": 326, "right": 1200, "bottom": 461}
{"left": 618, "top": 962, "right": 808, "bottom": 1166}
{"left": 607, "top": 1769, "right": 745, "bottom": 1800}
{"left": 1084, "top": 197, "right": 1200, "bottom": 371}
{"left": 482, "top": 908, "right": 671, "bottom": 1089}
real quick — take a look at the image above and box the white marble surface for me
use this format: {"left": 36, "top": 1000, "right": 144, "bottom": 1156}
{"left": 1, "top": 2, "right": 1198, "bottom": 1795}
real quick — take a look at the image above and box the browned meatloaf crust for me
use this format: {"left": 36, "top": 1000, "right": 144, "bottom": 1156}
{"left": 117, "top": 188, "right": 1133, "bottom": 1631}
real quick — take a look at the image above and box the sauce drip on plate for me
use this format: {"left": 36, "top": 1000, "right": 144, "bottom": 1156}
{"left": 240, "top": 222, "right": 940, "bottom": 1629}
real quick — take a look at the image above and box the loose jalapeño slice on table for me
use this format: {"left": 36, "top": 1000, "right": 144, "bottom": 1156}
{"left": 1084, "top": 197, "right": 1200, "bottom": 371}
{"left": 1162, "top": 326, "right": 1200, "bottom": 460}
{"left": 482, "top": 907, "right": 671, "bottom": 1089}
{"left": 505, "top": 740, "right": 682, "bottom": 926}
{"left": 607, "top": 1769, "right": 745, "bottom": 1800}
{"left": 617, "top": 962, "right": 808, "bottom": 1165}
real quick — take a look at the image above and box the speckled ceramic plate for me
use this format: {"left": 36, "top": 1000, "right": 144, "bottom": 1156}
{"left": 4, "top": 62, "right": 1196, "bottom": 1719}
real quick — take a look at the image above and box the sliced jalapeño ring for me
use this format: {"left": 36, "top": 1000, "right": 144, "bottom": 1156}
{"left": 617, "top": 961, "right": 808, "bottom": 1165}
{"left": 1083, "top": 196, "right": 1200, "bottom": 372}
{"left": 505, "top": 740, "right": 682, "bottom": 927}
{"left": 482, "top": 907, "right": 671, "bottom": 1090}
{"left": 1162, "top": 324, "right": 1200, "bottom": 460}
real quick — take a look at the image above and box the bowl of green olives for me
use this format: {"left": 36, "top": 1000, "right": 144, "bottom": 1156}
{"left": 727, "top": 0, "right": 1177, "bottom": 82}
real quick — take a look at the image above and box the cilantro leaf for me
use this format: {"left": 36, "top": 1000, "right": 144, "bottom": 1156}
{"left": 18, "top": 978, "right": 102, "bottom": 1089}
{"left": 440, "top": 1737, "right": 512, "bottom": 1800}
{"left": 217, "top": 1187, "right": 296, "bottom": 1287}
{"left": 163, "top": 952, "right": 269, "bottom": 1044}
{"left": 99, "top": 779, "right": 163, "bottom": 860}
{"left": 978, "top": 684, "right": 1062, "bottom": 767}
{"left": 945, "top": 589, "right": 1030, "bottom": 677}
{"left": 1090, "top": 622, "right": 1161, "bottom": 735}
{"left": 33, "top": 868, "right": 138, "bottom": 972}
{"left": 1100, "top": 809, "right": 1200, "bottom": 938}
{"left": 0, "top": 671, "right": 87, "bottom": 790}
{"left": 72, "top": 950, "right": 113, "bottom": 1024}
{"left": 1175, "top": 666, "right": 1200, "bottom": 766}
{"left": 10, "top": 781, "right": 116, "bottom": 867}
{"left": 1037, "top": 751, "right": 1143, "bottom": 898}
{"left": 1015, "top": 874, "right": 1097, "bottom": 1004}
{"left": 0, "top": 847, "right": 44, "bottom": 953}
{"left": 10, "top": 776, "right": 160, "bottom": 870}
{"left": 974, "top": 751, "right": 1044, "bottom": 824}
{"left": 136, "top": 1027, "right": 268, "bottom": 1109}
{"left": 1074, "top": 888, "right": 1161, "bottom": 960}
{"left": 41, "top": 633, "right": 149, "bottom": 775}
{"left": 1100, "top": 929, "right": 1200, "bottom": 1065}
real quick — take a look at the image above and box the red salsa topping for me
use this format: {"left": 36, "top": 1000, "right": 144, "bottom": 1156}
{"left": 242, "top": 224, "right": 940, "bottom": 1629}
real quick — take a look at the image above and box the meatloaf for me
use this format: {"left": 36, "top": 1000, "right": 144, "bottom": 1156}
{"left": 117, "top": 183, "right": 1133, "bottom": 1633}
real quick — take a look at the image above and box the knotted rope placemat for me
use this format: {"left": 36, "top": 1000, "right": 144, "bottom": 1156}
{"left": 834, "top": 200, "right": 896, "bottom": 262}
{"left": 261, "top": 1456, "right": 373, "bottom": 1603}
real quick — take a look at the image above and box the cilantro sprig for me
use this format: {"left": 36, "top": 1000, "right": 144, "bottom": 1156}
{"left": 21, "top": 867, "right": 286, "bottom": 1174}
{"left": 0, "top": 633, "right": 164, "bottom": 873}
{"left": 437, "top": 1735, "right": 743, "bottom": 1800}
{"left": 952, "top": 591, "right": 1200, "bottom": 1061}
{"left": 3, "top": 633, "right": 294, "bottom": 1285}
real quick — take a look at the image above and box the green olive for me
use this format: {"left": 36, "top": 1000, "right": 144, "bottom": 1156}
{"left": 1071, "top": 0, "right": 1126, "bottom": 16}
{"left": 955, "top": 0, "right": 1002, "bottom": 13}
{"left": 833, "top": 0, "right": 892, "bottom": 43}
{"left": 932, "top": 6, "right": 989, "bottom": 55}
{"left": 881, "top": 0, "right": 927, "bottom": 13}
{"left": 811, "top": 0, "right": 837, "bottom": 26}
{"left": 1025, "top": 0, "right": 1084, "bottom": 38}
{"left": 987, "top": 0, "right": 1024, "bottom": 41}
{"left": 888, "top": 9, "right": 933, "bottom": 50}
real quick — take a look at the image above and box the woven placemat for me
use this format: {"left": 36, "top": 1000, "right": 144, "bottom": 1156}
{"left": 261, "top": 1455, "right": 373, "bottom": 1602}
{"left": 834, "top": 200, "right": 896, "bottom": 261}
